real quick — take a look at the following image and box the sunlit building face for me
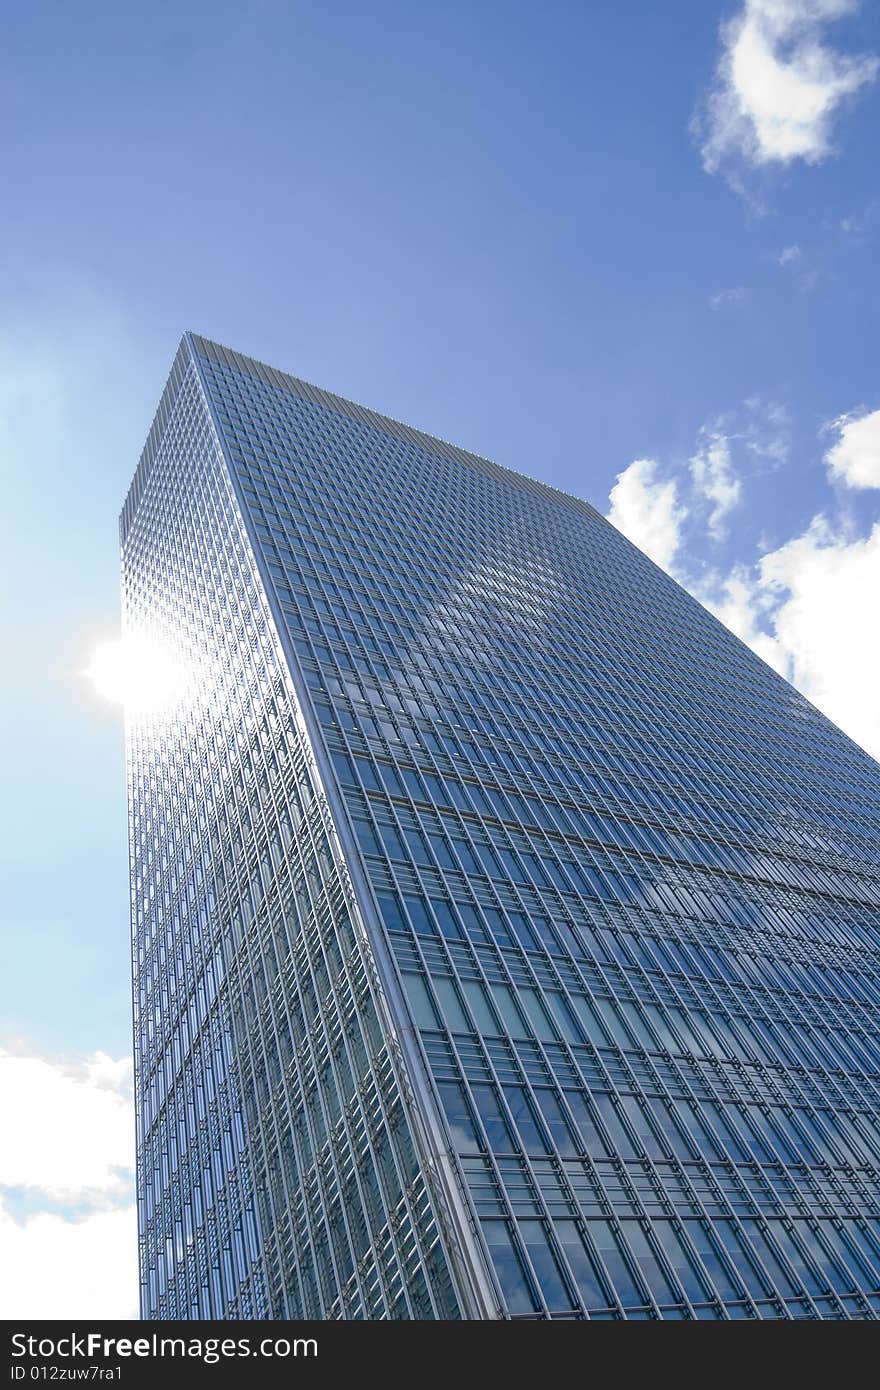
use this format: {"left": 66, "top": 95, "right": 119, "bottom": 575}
{"left": 121, "top": 333, "right": 880, "bottom": 1321}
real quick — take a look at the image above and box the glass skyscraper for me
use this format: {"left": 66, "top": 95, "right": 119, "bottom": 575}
{"left": 122, "top": 332, "right": 880, "bottom": 1321}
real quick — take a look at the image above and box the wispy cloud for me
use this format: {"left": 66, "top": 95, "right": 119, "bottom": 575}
{"left": 740, "top": 395, "right": 792, "bottom": 466}
{"left": 689, "top": 430, "right": 742, "bottom": 539}
{"left": 696, "top": 0, "right": 878, "bottom": 182}
{"left": 777, "top": 242, "right": 802, "bottom": 265}
{"left": 839, "top": 200, "right": 879, "bottom": 236}
{"left": 709, "top": 286, "right": 748, "bottom": 309}
{"left": 610, "top": 401, "right": 786, "bottom": 564}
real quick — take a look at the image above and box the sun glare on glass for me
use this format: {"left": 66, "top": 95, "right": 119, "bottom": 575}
{"left": 84, "top": 636, "right": 185, "bottom": 715}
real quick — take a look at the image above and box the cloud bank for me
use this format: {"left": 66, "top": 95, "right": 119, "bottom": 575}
{"left": 0, "top": 1048, "right": 138, "bottom": 1318}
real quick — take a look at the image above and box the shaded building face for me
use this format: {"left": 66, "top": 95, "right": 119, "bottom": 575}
{"left": 123, "top": 334, "right": 880, "bottom": 1320}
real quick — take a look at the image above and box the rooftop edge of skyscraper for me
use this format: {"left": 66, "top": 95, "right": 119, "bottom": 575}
{"left": 120, "top": 331, "right": 606, "bottom": 547}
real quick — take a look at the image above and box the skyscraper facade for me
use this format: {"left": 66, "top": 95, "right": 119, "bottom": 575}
{"left": 122, "top": 333, "right": 880, "bottom": 1321}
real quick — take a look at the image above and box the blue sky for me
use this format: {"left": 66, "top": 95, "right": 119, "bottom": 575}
{"left": 1, "top": 0, "right": 878, "bottom": 1315}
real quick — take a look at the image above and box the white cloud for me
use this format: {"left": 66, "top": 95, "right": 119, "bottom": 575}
{"left": 0, "top": 1049, "right": 134, "bottom": 1199}
{"left": 757, "top": 516, "right": 880, "bottom": 756}
{"left": 689, "top": 431, "right": 742, "bottom": 538}
{"left": 777, "top": 242, "right": 803, "bottom": 264}
{"left": 607, "top": 458, "right": 687, "bottom": 573}
{"left": 825, "top": 407, "right": 880, "bottom": 488}
{"left": 699, "top": 0, "right": 878, "bottom": 175}
{"left": 709, "top": 286, "right": 748, "bottom": 308}
{"left": 606, "top": 409, "right": 880, "bottom": 761}
{"left": 0, "top": 1047, "right": 138, "bottom": 1318}
{"left": 0, "top": 1201, "right": 138, "bottom": 1319}
{"left": 699, "top": 516, "right": 880, "bottom": 760}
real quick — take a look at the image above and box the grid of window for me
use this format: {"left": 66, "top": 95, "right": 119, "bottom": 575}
{"left": 126, "top": 332, "right": 880, "bottom": 1320}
